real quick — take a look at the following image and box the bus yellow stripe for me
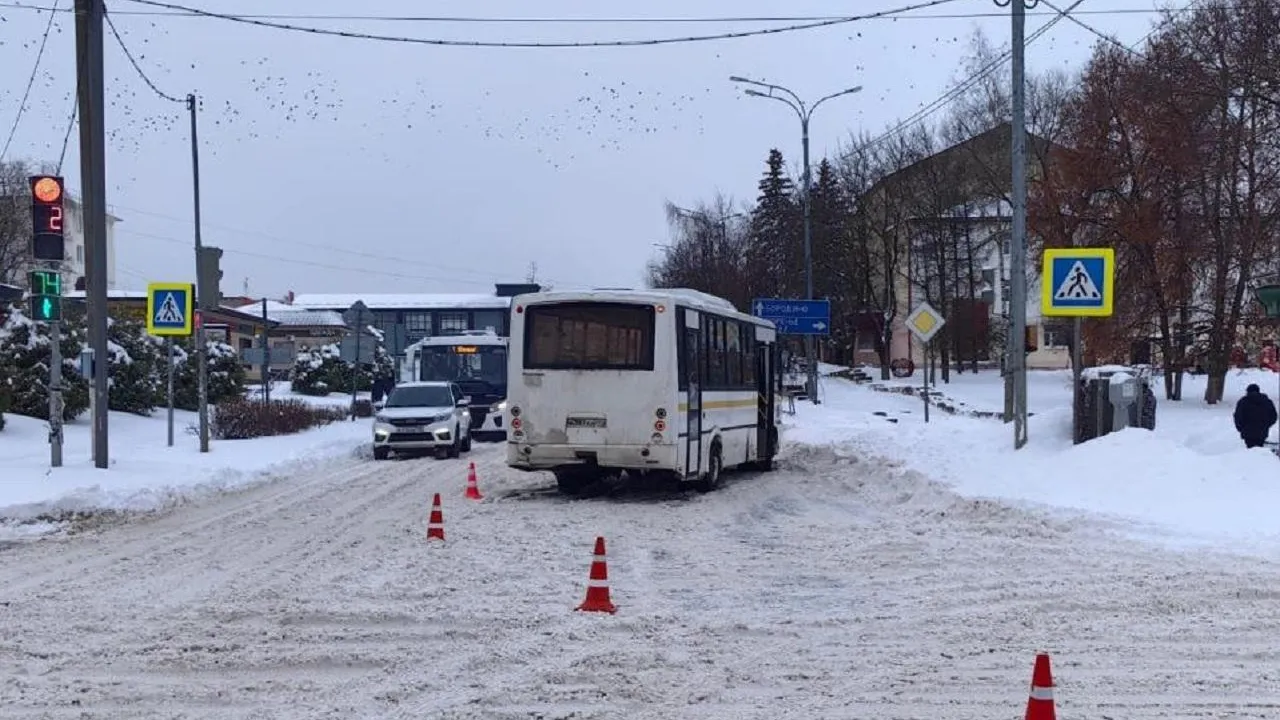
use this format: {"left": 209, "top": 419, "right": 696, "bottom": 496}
{"left": 677, "top": 398, "right": 758, "bottom": 412}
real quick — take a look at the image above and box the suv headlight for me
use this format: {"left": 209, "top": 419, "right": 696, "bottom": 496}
{"left": 374, "top": 414, "right": 390, "bottom": 424}
{"left": 494, "top": 400, "right": 508, "bottom": 412}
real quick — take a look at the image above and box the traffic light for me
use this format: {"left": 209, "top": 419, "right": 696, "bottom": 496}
{"left": 30, "top": 175, "right": 66, "bottom": 262}
{"left": 29, "top": 270, "right": 62, "bottom": 322}
{"left": 197, "top": 245, "right": 223, "bottom": 310}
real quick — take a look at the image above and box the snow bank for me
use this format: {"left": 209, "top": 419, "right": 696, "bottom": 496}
{"left": 0, "top": 390, "right": 371, "bottom": 538}
{"left": 793, "top": 368, "right": 1280, "bottom": 556}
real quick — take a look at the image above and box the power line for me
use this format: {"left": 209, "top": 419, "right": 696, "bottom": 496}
{"left": 1040, "top": 0, "right": 1139, "bottom": 53}
{"left": 116, "top": 226, "right": 580, "bottom": 289}
{"left": 0, "top": 0, "right": 59, "bottom": 163}
{"left": 104, "top": 5, "right": 185, "bottom": 103}
{"left": 864, "top": 0, "right": 1085, "bottom": 148}
{"left": 100, "top": 0, "right": 965, "bottom": 49}
{"left": 0, "top": 1, "right": 1239, "bottom": 22}
{"left": 96, "top": 199, "right": 551, "bottom": 285}
{"left": 55, "top": 94, "right": 77, "bottom": 174}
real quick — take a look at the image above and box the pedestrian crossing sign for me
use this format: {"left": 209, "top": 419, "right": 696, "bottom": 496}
{"left": 146, "top": 282, "right": 195, "bottom": 336}
{"left": 1041, "top": 248, "right": 1115, "bottom": 318}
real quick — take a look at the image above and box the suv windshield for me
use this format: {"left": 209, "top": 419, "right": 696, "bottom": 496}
{"left": 385, "top": 385, "right": 454, "bottom": 408}
{"left": 420, "top": 345, "right": 506, "bottom": 387}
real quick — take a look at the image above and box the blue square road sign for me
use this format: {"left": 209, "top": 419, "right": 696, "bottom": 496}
{"left": 751, "top": 298, "right": 831, "bottom": 335}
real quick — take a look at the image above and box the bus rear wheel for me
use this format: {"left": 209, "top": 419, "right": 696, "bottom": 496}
{"left": 554, "top": 467, "right": 599, "bottom": 495}
{"left": 694, "top": 442, "right": 722, "bottom": 493}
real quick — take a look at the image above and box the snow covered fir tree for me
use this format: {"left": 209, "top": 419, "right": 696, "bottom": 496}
{"left": 0, "top": 304, "right": 247, "bottom": 419}
{"left": 0, "top": 306, "right": 90, "bottom": 421}
{"left": 290, "top": 340, "right": 394, "bottom": 396}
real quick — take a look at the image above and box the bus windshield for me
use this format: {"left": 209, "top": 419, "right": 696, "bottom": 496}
{"left": 420, "top": 345, "right": 507, "bottom": 389}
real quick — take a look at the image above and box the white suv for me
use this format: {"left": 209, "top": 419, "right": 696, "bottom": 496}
{"left": 372, "top": 381, "right": 473, "bottom": 460}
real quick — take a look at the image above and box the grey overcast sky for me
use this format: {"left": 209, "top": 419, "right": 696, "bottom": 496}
{"left": 1, "top": 0, "right": 1174, "bottom": 298}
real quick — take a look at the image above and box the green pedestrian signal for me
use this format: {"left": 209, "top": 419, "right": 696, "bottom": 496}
{"left": 28, "top": 269, "right": 62, "bottom": 322}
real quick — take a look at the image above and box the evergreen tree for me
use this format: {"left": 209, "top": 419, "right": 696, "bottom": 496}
{"left": 808, "top": 159, "right": 856, "bottom": 358}
{"left": 170, "top": 337, "right": 247, "bottom": 411}
{"left": 106, "top": 316, "right": 165, "bottom": 415}
{"left": 291, "top": 340, "right": 394, "bottom": 396}
{"left": 746, "top": 149, "right": 801, "bottom": 300}
{"left": 0, "top": 304, "right": 90, "bottom": 420}
{"left": 290, "top": 343, "right": 343, "bottom": 396}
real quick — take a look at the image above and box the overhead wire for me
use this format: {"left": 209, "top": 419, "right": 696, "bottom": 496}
{"left": 0, "top": 0, "right": 59, "bottom": 163}
{"left": 116, "top": 226, "right": 580, "bottom": 289}
{"left": 104, "top": 4, "right": 186, "bottom": 104}
{"left": 864, "top": 0, "right": 1086, "bottom": 148}
{"left": 88, "top": 198, "right": 560, "bottom": 286}
{"left": 0, "top": 1, "right": 1239, "bottom": 22}
{"left": 95, "top": 0, "right": 966, "bottom": 49}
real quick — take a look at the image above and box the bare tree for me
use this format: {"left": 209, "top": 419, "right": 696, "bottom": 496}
{"left": 646, "top": 194, "right": 753, "bottom": 310}
{"left": 0, "top": 160, "right": 36, "bottom": 288}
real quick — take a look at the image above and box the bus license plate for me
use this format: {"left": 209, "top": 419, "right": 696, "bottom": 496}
{"left": 566, "top": 417, "right": 606, "bottom": 429}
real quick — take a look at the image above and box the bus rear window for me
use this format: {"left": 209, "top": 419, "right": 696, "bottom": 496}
{"left": 525, "top": 302, "right": 655, "bottom": 370}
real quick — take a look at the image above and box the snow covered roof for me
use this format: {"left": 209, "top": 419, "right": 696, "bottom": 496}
{"left": 230, "top": 300, "right": 346, "bottom": 327}
{"left": 64, "top": 289, "right": 149, "bottom": 300}
{"left": 266, "top": 308, "right": 346, "bottom": 327}
{"left": 289, "top": 293, "right": 512, "bottom": 311}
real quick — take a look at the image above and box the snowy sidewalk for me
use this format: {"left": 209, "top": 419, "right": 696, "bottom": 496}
{"left": 0, "top": 396, "right": 370, "bottom": 536}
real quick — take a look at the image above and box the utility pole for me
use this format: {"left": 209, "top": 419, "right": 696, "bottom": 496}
{"left": 730, "top": 76, "right": 862, "bottom": 405}
{"left": 48, "top": 318, "right": 63, "bottom": 466}
{"left": 260, "top": 297, "right": 271, "bottom": 405}
{"left": 997, "top": 0, "right": 1031, "bottom": 449}
{"left": 74, "top": 0, "right": 109, "bottom": 469}
{"left": 188, "top": 93, "right": 210, "bottom": 453}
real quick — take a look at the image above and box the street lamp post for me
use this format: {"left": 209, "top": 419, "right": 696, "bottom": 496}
{"left": 730, "top": 75, "right": 862, "bottom": 405}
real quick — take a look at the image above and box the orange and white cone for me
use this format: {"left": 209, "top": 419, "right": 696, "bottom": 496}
{"left": 1025, "top": 652, "right": 1057, "bottom": 720}
{"left": 426, "top": 492, "right": 445, "bottom": 541}
{"left": 575, "top": 536, "right": 617, "bottom": 614}
{"left": 464, "top": 461, "right": 483, "bottom": 500}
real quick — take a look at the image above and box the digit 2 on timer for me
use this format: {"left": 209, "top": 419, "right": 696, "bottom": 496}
{"left": 30, "top": 175, "right": 65, "bottom": 262}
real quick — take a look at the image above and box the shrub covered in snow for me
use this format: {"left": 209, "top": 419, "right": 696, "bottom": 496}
{"left": 211, "top": 397, "right": 346, "bottom": 439}
{"left": 0, "top": 305, "right": 246, "bottom": 420}
{"left": 0, "top": 305, "right": 90, "bottom": 421}
{"left": 170, "top": 338, "right": 247, "bottom": 412}
{"left": 290, "top": 339, "right": 394, "bottom": 396}
{"left": 106, "top": 315, "right": 167, "bottom": 415}
{"left": 352, "top": 398, "right": 374, "bottom": 418}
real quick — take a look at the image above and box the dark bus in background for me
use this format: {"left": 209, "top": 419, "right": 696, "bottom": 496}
{"left": 403, "top": 330, "right": 508, "bottom": 440}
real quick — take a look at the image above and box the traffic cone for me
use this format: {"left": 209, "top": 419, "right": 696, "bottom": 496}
{"left": 575, "top": 536, "right": 617, "bottom": 614}
{"left": 1025, "top": 652, "right": 1057, "bottom": 720}
{"left": 464, "top": 461, "right": 483, "bottom": 500}
{"left": 426, "top": 493, "right": 445, "bottom": 541}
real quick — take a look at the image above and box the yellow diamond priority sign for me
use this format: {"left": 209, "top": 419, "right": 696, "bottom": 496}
{"left": 906, "top": 301, "right": 946, "bottom": 344}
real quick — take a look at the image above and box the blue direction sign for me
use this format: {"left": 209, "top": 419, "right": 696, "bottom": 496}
{"left": 752, "top": 298, "right": 831, "bottom": 335}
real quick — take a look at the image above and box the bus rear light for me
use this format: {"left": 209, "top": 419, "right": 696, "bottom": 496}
{"left": 655, "top": 407, "right": 667, "bottom": 419}
{"left": 511, "top": 417, "right": 523, "bottom": 430}
{"left": 515, "top": 305, "right": 523, "bottom": 313}
{"left": 653, "top": 419, "right": 666, "bottom": 432}
{"left": 651, "top": 432, "right": 663, "bottom": 443}
{"left": 509, "top": 405, "right": 521, "bottom": 417}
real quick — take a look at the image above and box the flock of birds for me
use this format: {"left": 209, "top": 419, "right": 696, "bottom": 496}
{"left": 0, "top": 5, "right": 1099, "bottom": 185}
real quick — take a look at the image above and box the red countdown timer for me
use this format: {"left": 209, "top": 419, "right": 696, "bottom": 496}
{"left": 30, "top": 175, "right": 65, "bottom": 262}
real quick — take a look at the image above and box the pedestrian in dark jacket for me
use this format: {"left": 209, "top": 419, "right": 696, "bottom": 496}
{"left": 1233, "top": 383, "right": 1277, "bottom": 449}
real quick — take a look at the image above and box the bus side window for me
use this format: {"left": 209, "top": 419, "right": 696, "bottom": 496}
{"left": 743, "top": 323, "right": 756, "bottom": 387}
{"left": 726, "top": 320, "right": 742, "bottom": 387}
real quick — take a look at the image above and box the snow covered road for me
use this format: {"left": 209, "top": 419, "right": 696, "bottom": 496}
{"left": 2, "top": 442, "right": 1279, "bottom": 718}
